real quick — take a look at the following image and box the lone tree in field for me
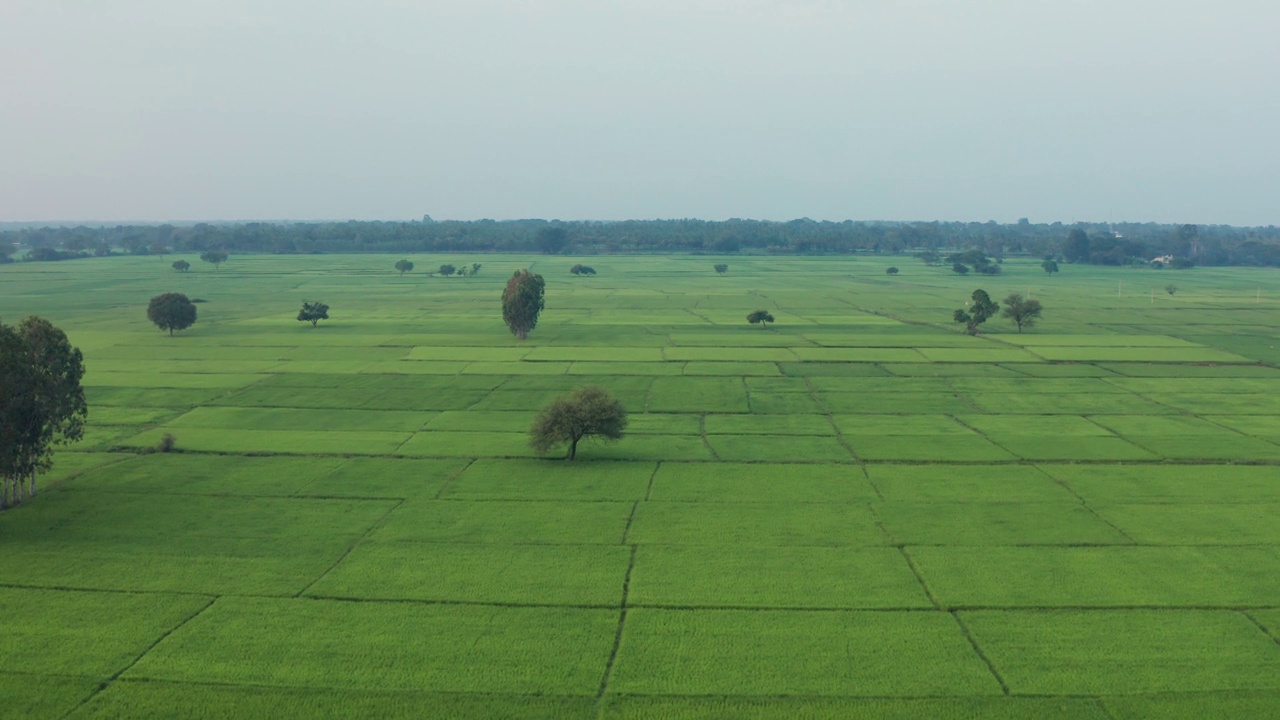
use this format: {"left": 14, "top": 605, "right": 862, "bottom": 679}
{"left": 200, "top": 251, "right": 228, "bottom": 269}
{"left": 0, "top": 316, "right": 86, "bottom": 507}
{"left": 502, "top": 269, "right": 545, "bottom": 341}
{"left": 570, "top": 264, "right": 596, "bottom": 275}
{"left": 886, "top": 267, "right": 899, "bottom": 275}
{"left": 297, "top": 301, "right": 330, "bottom": 327}
{"left": 147, "top": 293, "right": 197, "bottom": 336}
{"left": 1166, "top": 284, "right": 1178, "bottom": 295}
{"left": 1041, "top": 259, "right": 1059, "bottom": 275}
{"left": 172, "top": 259, "right": 190, "bottom": 273}
{"left": 470, "top": 263, "right": 482, "bottom": 276}
{"left": 1001, "top": 293, "right": 1043, "bottom": 333}
{"left": 530, "top": 386, "right": 627, "bottom": 460}
{"left": 714, "top": 263, "right": 728, "bottom": 274}
{"left": 747, "top": 310, "right": 775, "bottom": 329}
{"left": 953, "top": 289, "right": 999, "bottom": 335}
{"left": 395, "top": 259, "right": 414, "bottom": 276}
{"left": 438, "top": 264, "right": 457, "bottom": 277}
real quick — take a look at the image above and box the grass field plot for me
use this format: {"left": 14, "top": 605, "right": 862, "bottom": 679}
{"left": 0, "top": 674, "right": 101, "bottom": 719}
{"left": 819, "top": 392, "right": 976, "bottom": 414}
{"left": 961, "top": 610, "right": 1280, "bottom": 695}
{"left": 602, "top": 697, "right": 1112, "bottom": 720}
{"left": 881, "top": 363, "right": 1026, "bottom": 378}
{"left": 704, "top": 414, "right": 833, "bottom": 435}
{"left": 746, "top": 391, "right": 828, "bottom": 414}
{"left": 72, "top": 682, "right": 598, "bottom": 720}
{"left": 778, "top": 362, "right": 891, "bottom": 377}
{"left": 306, "top": 542, "right": 631, "bottom": 605}
{"left": 371, "top": 499, "right": 633, "bottom": 544}
{"left": 879, "top": 503, "right": 1130, "bottom": 545}
{"left": 1154, "top": 393, "right": 1280, "bottom": 415}
{"left": 647, "top": 377, "right": 750, "bottom": 413}
{"left": 681, "top": 361, "right": 783, "bottom": 376}
{"left": 790, "top": 347, "right": 925, "bottom": 363}
{"left": 867, "top": 464, "right": 1079, "bottom": 503}
{"left": 706, "top": 433, "right": 853, "bottom": 462}
{"left": 965, "top": 392, "right": 1172, "bottom": 415}
{"left": 913, "top": 546, "right": 1280, "bottom": 608}
{"left": 663, "top": 347, "right": 797, "bottom": 362}
{"left": 627, "top": 502, "right": 886, "bottom": 547}
{"left": 59, "top": 453, "right": 344, "bottom": 496}
{"left": 397, "top": 431, "right": 531, "bottom": 458}
{"left": 121, "top": 427, "right": 413, "bottom": 455}
{"left": 1030, "top": 346, "right": 1253, "bottom": 363}
{"left": 1091, "top": 503, "right": 1280, "bottom": 545}
{"left": 523, "top": 346, "right": 665, "bottom": 362}
{"left": 650, "top": 462, "right": 873, "bottom": 503}
{"left": 127, "top": 597, "right": 618, "bottom": 695}
{"left": 1042, "top": 464, "right": 1280, "bottom": 503}
{"left": 914, "top": 348, "right": 1043, "bottom": 363}
{"left": 298, "top": 457, "right": 469, "bottom": 498}
{"left": 444, "top": 460, "right": 655, "bottom": 501}
{"left": 847, "top": 434, "right": 1017, "bottom": 462}
{"left": 1103, "top": 692, "right": 1280, "bottom": 720}
{"left": 610, "top": 609, "right": 1002, "bottom": 695}
{"left": 0, "top": 588, "right": 211, "bottom": 677}
{"left": 628, "top": 546, "right": 930, "bottom": 609}
{"left": 165, "top": 406, "right": 432, "bottom": 432}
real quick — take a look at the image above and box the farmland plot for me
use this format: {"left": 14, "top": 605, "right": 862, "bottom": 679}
{"left": 1, "top": 254, "right": 1279, "bottom": 718}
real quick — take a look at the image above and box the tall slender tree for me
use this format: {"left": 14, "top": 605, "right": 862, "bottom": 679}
{"left": 502, "top": 269, "right": 546, "bottom": 341}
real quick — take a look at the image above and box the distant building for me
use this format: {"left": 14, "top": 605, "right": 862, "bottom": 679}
{"left": 1152, "top": 254, "right": 1174, "bottom": 265}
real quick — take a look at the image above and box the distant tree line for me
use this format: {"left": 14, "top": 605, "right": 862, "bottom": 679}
{"left": 4, "top": 218, "right": 1279, "bottom": 266}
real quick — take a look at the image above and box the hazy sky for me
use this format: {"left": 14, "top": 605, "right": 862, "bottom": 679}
{"left": 2, "top": 0, "right": 1277, "bottom": 225}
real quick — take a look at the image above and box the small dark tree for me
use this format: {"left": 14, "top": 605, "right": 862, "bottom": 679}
{"left": 395, "top": 259, "right": 414, "bottom": 276}
{"left": 470, "top": 263, "right": 482, "bottom": 276}
{"left": 456, "top": 265, "right": 469, "bottom": 277}
{"left": 297, "top": 301, "right": 330, "bottom": 327}
{"left": 952, "top": 263, "right": 970, "bottom": 275}
{"left": 1166, "top": 284, "right": 1178, "bottom": 295}
{"left": 502, "top": 269, "right": 546, "bottom": 341}
{"left": 200, "top": 251, "right": 228, "bottom": 269}
{"left": 147, "top": 293, "right": 197, "bottom": 336}
{"left": 570, "top": 264, "right": 596, "bottom": 275}
{"left": 439, "top": 264, "right": 457, "bottom": 277}
{"left": 886, "top": 267, "right": 899, "bottom": 275}
{"left": 1042, "top": 259, "right": 1059, "bottom": 274}
{"left": 747, "top": 310, "right": 775, "bottom": 329}
{"left": 172, "top": 260, "right": 190, "bottom": 273}
{"left": 1001, "top": 293, "right": 1043, "bottom": 333}
{"left": 714, "top": 264, "right": 728, "bottom": 274}
{"left": 953, "top": 289, "right": 999, "bottom": 335}
{"left": 530, "top": 386, "right": 627, "bottom": 460}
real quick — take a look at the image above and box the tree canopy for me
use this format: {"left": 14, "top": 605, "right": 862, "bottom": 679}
{"left": 200, "top": 250, "right": 228, "bottom": 268}
{"left": 953, "top": 289, "right": 999, "bottom": 335}
{"left": 1042, "top": 258, "right": 1059, "bottom": 274}
{"left": 172, "top": 259, "right": 190, "bottom": 272}
{"left": 570, "top": 264, "right": 596, "bottom": 275}
{"left": 297, "top": 301, "right": 330, "bottom": 327}
{"left": 747, "top": 310, "right": 775, "bottom": 328}
{"left": 502, "top": 269, "right": 545, "bottom": 341}
{"left": 0, "top": 316, "right": 86, "bottom": 507}
{"left": 147, "top": 293, "right": 198, "bottom": 335}
{"left": 439, "top": 264, "right": 457, "bottom": 277}
{"left": 529, "top": 386, "right": 627, "bottom": 460}
{"left": 713, "top": 264, "right": 728, "bottom": 274}
{"left": 1001, "top": 293, "right": 1043, "bottom": 333}
{"left": 394, "top": 259, "right": 414, "bottom": 276}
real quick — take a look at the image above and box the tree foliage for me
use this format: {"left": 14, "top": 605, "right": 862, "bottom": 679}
{"left": 147, "top": 293, "right": 198, "bottom": 336}
{"left": 529, "top": 386, "right": 627, "bottom": 460}
{"left": 713, "top": 264, "right": 728, "bottom": 274}
{"left": 886, "top": 267, "right": 899, "bottom": 275}
{"left": 297, "top": 301, "right": 330, "bottom": 327}
{"left": 394, "top": 259, "right": 414, "bottom": 276}
{"left": 953, "top": 289, "right": 999, "bottom": 335}
{"left": 502, "top": 269, "right": 545, "bottom": 341}
{"left": 200, "top": 251, "right": 228, "bottom": 268}
{"left": 172, "top": 259, "right": 190, "bottom": 272}
{"left": 439, "top": 264, "right": 457, "bottom": 276}
{"left": 537, "top": 226, "right": 570, "bottom": 254}
{"left": 570, "top": 264, "right": 596, "bottom": 275}
{"left": 747, "top": 310, "right": 775, "bottom": 328}
{"left": 0, "top": 316, "right": 86, "bottom": 507}
{"left": 1041, "top": 259, "right": 1059, "bottom": 274}
{"left": 1001, "top": 293, "right": 1043, "bottom": 333}
{"left": 952, "top": 263, "right": 970, "bottom": 275}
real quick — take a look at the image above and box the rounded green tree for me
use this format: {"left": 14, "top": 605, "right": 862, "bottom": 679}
{"left": 147, "top": 293, "right": 197, "bottom": 336}
{"left": 530, "top": 386, "right": 628, "bottom": 460}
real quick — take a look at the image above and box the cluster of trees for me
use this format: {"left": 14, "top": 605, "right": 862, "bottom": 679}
{"left": 570, "top": 264, "right": 596, "bottom": 275}
{"left": 0, "top": 317, "right": 86, "bottom": 507}
{"left": 9, "top": 218, "right": 1275, "bottom": 266}
{"left": 947, "top": 250, "right": 1001, "bottom": 275}
{"left": 953, "top": 290, "right": 1043, "bottom": 334}
{"left": 434, "top": 263, "right": 482, "bottom": 277}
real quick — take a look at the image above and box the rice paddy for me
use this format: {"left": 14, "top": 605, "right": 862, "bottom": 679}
{"left": 2, "top": 253, "right": 1279, "bottom": 718}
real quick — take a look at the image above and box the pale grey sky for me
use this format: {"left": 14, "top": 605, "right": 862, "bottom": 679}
{"left": 2, "top": 0, "right": 1277, "bottom": 225}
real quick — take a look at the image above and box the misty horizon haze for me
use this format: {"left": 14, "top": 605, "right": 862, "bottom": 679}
{"left": 2, "top": 1, "right": 1277, "bottom": 226}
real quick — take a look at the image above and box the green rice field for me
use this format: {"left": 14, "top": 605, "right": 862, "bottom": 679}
{"left": 2, "top": 253, "right": 1280, "bottom": 718}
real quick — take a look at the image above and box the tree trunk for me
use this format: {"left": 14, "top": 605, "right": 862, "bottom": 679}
{"left": 517, "top": 329, "right": 528, "bottom": 341}
{"left": 567, "top": 438, "right": 578, "bottom": 460}
{"left": 28, "top": 468, "right": 37, "bottom": 498}
{"left": 169, "top": 327, "right": 174, "bottom": 336}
